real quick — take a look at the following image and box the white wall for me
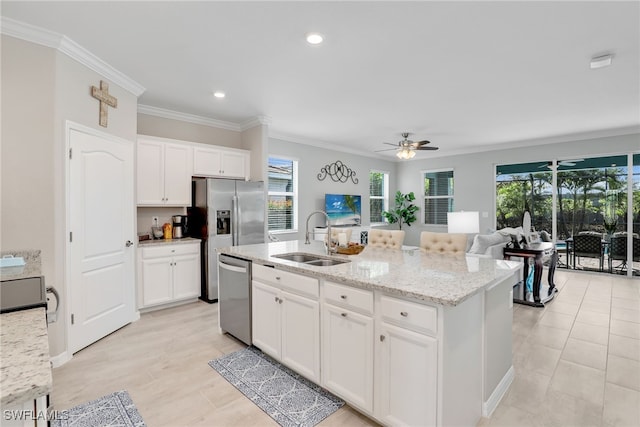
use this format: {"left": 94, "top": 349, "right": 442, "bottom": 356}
{"left": 269, "top": 138, "right": 398, "bottom": 241}
{"left": 1, "top": 35, "right": 139, "bottom": 357}
{"left": 397, "top": 133, "right": 640, "bottom": 246}
{"left": 138, "top": 113, "right": 241, "bottom": 147}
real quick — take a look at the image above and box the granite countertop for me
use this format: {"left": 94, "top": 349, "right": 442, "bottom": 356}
{"left": 0, "top": 308, "right": 52, "bottom": 406}
{"left": 218, "top": 240, "right": 521, "bottom": 306}
{"left": 138, "top": 237, "right": 201, "bottom": 247}
{"left": 0, "top": 250, "right": 42, "bottom": 281}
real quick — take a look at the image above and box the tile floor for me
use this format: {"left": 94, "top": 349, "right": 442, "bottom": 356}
{"left": 51, "top": 269, "right": 639, "bottom": 426}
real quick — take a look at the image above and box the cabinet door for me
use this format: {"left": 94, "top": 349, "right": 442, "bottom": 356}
{"left": 376, "top": 322, "right": 437, "bottom": 426}
{"left": 221, "top": 151, "right": 246, "bottom": 178}
{"left": 322, "top": 304, "right": 374, "bottom": 413}
{"left": 172, "top": 253, "right": 200, "bottom": 300}
{"left": 252, "top": 280, "right": 281, "bottom": 359}
{"left": 193, "top": 146, "right": 223, "bottom": 177}
{"left": 163, "top": 143, "right": 192, "bottom": 206}
{"left": 281, "top": 290, "right": 320, "bottom": 383}
{"left": 137, "top": 140, "right": 165, "bottom": 205}
{"left": 141, "top": 256, "right": 173, "bottom": 307}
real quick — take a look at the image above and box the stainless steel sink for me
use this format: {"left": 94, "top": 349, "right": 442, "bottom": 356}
{"left": 304, "top": 258, "right": 349, "bottom": 266}
{"left": 272, "top": 252, "right": 350, "bottom": 267}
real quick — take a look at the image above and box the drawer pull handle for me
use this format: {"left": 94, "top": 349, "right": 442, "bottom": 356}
{"left": 380, "top": 335, "right": 385, "bottom": 342}
{"left": 278, "top": 298, "right": 283, "bottom": 304}
{"left": 274, "top": 296, "right": 279, "bottom": 303}
{"left": 341, "top": 313, "right": 347, "bottom": 317}
{"left": 340, "top": 295, "right": 347, "bottom": 299}
{"left": 275, "top": 276, "right": 281, "bottom": 280}
{"left": 400, "top": 311, "right": 408, "bottom": 317}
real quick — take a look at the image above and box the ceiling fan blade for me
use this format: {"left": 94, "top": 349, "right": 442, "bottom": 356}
{"left": 383, "top": 142, "right": 399, "bottom": 147}
{"left": 415, "top": 146, "right": 439, "bottom": 151}
{"left": 414, "top": 140, "right": 431, "bottom": 145}
{"left": 374, "top": 148, "right": 399, "bottom": 152}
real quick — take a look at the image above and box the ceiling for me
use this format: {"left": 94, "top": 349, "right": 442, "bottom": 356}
{"left": 2, "top": 1, "right": 639, "bottom": 159}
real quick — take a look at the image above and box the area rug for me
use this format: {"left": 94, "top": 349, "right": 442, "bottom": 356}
{"left": 51, "top": 390, "right": 145, "bottom": 427}
{"left": 209, "top": 346, "right": 344, "bottom": 427}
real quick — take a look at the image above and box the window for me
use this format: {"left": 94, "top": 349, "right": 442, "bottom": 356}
{"left": 267, "top": 157, "right": 297, "bottom": 232}
{"left": 369, "top": 170, "right": 389, "bottom": 223}
{"left": 423, "top": 170, "right": 454, "bottom": 225}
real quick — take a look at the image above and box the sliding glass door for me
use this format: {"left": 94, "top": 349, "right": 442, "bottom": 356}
{"left": 496, "top": 153, "right": 639, "bottom": 277}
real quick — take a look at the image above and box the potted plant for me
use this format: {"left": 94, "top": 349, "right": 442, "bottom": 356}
{"left": 382, "top": 191, "right": 419, "bottom": 230}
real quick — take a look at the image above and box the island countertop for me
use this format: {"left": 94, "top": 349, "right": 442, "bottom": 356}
{"left": 0, "top": 308, "right": 52, "bottom": 406}
{"left": 217, "top": 240, "right": 521, "bottom": 306}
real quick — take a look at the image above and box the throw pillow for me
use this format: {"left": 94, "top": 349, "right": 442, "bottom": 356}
{"left": 468, "top": 232, "right": 510, "bottom": 254}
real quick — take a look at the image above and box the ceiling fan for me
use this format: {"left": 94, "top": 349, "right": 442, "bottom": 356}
{"left": 376, "top": 132, "right": 439, "bottom": 159}
{"left": 539, "top": 159, "right": 584, "bottom": 169}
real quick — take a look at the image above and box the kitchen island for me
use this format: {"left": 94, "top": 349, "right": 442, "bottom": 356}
{"left": 217, "top": 240, "right": 521, "bottom": 426}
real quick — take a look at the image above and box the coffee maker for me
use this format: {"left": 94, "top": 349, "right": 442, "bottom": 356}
{"left": 172, "top": 215, "right": 187, "bottom": 239}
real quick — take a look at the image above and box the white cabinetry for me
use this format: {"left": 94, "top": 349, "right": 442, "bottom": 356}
{"left": 375, "top": 295, "right": 438, "bottom": 426}
{"left": 321, "top": 281, "right": 374, "bottom": 413}
{"left": 252, "top": 264, "right": 320, "bottom": 383}
{"left": 137, "top": 137, "right": 192, "bottom": 206}
{"left": 193, "top": 145, "right": 249, "bottom": 179}
{"left": 137, "top": 242, "right": 200, "bottom": 309}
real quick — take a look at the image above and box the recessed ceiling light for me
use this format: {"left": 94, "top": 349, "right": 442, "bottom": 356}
{"left": 306, "top": 32, "right": 324, "bottom": 45}
{"left": 213, "top": 91, "right": 226, "bottom": 98}
{"left": 590, "top": 54, "right": 613, "bottom": 69}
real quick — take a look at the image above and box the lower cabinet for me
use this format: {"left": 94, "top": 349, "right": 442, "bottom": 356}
{"left": 375, "top": 321, "right": 437, "bottom": 426}
{"left": 252, "top": 265, "right": 320, "bottom": 383}
{"left": 137, "top": 242, "right": 200, "bottom": 309}
{"left": 322, "top": 303, "right": 374, "bottom": 413}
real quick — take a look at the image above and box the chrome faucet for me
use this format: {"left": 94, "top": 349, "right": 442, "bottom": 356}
{"left": 305, "top": 210, "right": 335, "bottom": 254}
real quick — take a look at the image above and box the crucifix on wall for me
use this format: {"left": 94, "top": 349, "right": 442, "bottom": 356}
{"left": 91, "top": 80, "right": 118, "bottom": 127}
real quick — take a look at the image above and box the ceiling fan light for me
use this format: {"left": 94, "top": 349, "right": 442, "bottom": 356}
{"left": 396, "top": 148, "right": 415, "bottom": 159}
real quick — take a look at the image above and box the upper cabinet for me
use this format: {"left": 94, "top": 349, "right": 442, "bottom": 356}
{"left": 192, "top": 145, "right": 249, "bottom": 179}
{"left": 137, "top": 137, "right": 192, "bottom": 206}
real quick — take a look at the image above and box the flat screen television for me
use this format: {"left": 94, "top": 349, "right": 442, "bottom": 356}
{"left": 325, "top": 194, "right": 361, "bottom": 226}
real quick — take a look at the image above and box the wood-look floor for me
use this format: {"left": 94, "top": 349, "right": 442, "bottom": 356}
{"left": 52, "top": 269, "right": 639, "bottom": 426}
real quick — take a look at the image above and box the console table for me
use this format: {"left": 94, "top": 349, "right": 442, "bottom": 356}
{"left": 503, "top": 242, "right": 558, "bottom": 307}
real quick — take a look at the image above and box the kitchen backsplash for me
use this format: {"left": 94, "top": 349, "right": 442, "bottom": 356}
{"left": 137, "top": 207, "right": 187, "bottom": 237}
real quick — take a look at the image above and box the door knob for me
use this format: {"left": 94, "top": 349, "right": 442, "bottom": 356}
{"left": 125, "top": 240, "right": 133, "bottom": 247}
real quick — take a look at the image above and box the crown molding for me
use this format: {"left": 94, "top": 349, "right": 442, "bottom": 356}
{"left": 269, "top": 131, "right": 385, "bottom": 160}
{"left": 240, "top": 115, "right": 272, "bottom": 131}
{"left": 1, "top": 17, "right": 145, "bottom": 96}
{"left": 138, "top": 104, "right": 242, "bottom": 131}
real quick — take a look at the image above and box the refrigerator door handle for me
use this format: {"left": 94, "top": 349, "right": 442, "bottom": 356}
{"left": 232, "top": 194, "right": 239, "bottom": 245}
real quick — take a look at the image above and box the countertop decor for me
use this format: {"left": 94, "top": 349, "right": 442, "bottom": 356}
{"left": 0, "top": 249, "right": 41, "bottom": 281}
{"left": 217, "top": 240, "right": 521, "bottom": 306}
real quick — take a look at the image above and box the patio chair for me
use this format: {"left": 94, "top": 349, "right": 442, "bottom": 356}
{"left": 608, "top": 235, "right": 640, "bottom": 273}
{"left": 572, "top": 234, "right": 604, "bottom": 271}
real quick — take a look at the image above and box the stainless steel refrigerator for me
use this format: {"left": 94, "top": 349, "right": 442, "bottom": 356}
{"left": 189, "top": 178, "right": 265, "bottom": 302}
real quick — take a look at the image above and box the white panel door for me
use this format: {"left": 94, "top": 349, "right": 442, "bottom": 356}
{"left": 69, "top": 126, "right": 135, "bottom": 354}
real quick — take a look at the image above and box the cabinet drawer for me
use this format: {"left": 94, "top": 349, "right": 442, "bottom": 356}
{"left": 141, "top": 243, "right": 199, "bottom": 259}
{"left": 324, "top": 281, "right": 373, "bottom": 314}
{"left": 380, "top": 295, "right": 437, "bottom": 335}
{"left": 253, "top": 264, "right": 319, "bottom": 298}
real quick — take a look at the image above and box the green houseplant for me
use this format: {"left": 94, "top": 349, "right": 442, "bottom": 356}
{"left": 382, "top": 191, "right": 419, "bottom": 230}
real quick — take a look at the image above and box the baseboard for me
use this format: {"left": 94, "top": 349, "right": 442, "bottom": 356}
{"left": 50, "top": 351, "right": 72, "bottom": 368}
{"left": 483, "top": 365, "right": 514, "bottom": 417}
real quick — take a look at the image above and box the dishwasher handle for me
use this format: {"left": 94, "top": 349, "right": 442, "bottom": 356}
{"left": 218, "top": 261, "right": 247, "bottom": 274}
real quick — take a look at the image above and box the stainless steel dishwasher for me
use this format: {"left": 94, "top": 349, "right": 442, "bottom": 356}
{"left": 218, "top": 254, "right": 252, "bottom": 345}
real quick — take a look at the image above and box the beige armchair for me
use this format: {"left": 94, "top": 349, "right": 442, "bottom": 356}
{"left": 367, "top": 229, "right": 405, "bottom": 249}
{"left": 420, "top": 231, "right": 467, "bottom": 255}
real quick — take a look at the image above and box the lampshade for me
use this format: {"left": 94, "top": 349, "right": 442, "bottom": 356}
{"left": 396, "top": 148, "right": 416, "bottom": 159}
{"left": 447, "top": 211, "right": 480, "bottom": 234}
